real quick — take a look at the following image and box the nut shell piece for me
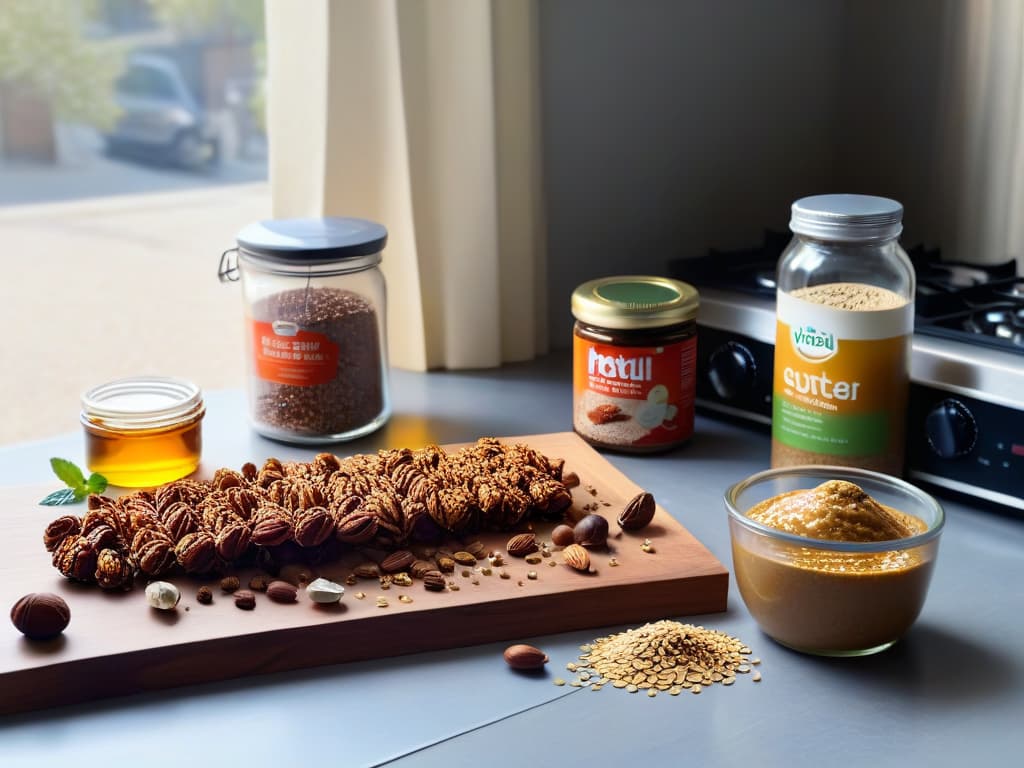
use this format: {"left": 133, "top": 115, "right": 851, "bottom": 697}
{"left": 305, "top": 577, "right": 345, "bottom": 604}
{"left": 10, "top": 593, "right": 71, "bottom": 640}
{"left": 503, "top": 643, "right": 549, "bottom": 670}
{"left": 144, "top": 581, "right": 181, "bottom": 610}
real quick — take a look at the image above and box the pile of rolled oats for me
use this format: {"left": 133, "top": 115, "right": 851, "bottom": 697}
{"left": 555, "top": 620, "right": 761, "bottom": 696}
{"left": 43, "top": 438, "right": 572, "bottom": 591}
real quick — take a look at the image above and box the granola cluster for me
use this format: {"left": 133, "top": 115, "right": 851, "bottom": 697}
{"left": 42, "top": 438, "right": 571, "bottom": 590}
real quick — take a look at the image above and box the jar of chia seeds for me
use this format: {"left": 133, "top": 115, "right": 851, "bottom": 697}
{"left": 571, "top": 276, "right": 699, "bottom": 452}
{"left": 219, "top": 217, "right": 390, "bottom": 444}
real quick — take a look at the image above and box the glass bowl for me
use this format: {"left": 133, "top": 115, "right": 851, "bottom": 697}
{"left": 725, "top": 466, "right": 944, "bottom": 657}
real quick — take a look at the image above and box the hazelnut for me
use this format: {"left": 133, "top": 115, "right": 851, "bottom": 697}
{"left": 573, "top": 514, "right": 609, "bottom": 548}
{"left": 10, "top": 592, "right": 71, "bottom": 640}
{"left": 551, "top": 524, "right": 575, "bottom": 547}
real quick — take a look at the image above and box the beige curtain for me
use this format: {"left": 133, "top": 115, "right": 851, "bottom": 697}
{"left": 930, "top": 0, "right": 1024, "bottom": 268}
{"left": 264, "top": 0, "right": 547, "bottom": 371}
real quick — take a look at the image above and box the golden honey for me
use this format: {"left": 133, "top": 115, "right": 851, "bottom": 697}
{"left": 81, "top": 377, "right": 205, "bottom": 488}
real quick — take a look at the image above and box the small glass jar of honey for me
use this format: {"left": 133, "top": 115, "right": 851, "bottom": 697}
{"left": 81, "top": 376, "right": 205, "bottom": 488}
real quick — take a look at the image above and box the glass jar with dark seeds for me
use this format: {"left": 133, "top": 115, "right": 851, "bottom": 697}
{"left": 221, "top": 217, "right": 391, "bottom": 443}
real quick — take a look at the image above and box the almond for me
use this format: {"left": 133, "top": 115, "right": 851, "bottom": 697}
{"left": 503, "top": 643, "right": 549, "bottom": 670}
{"left": 562, "top": 543, "right": 591, "bottom": 572}
{"left": 506, "top": 533, "right": 538, "bottom": 558}
{"left": 267, "top": 580, "right": 298, "bottom": 604}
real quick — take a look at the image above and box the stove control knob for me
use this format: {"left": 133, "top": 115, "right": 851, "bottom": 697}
{"left": 708, "top": 342, "right": 757, "bottom": 401}
{"left": 925, "top": 399, "right": 978, "bottom": 458}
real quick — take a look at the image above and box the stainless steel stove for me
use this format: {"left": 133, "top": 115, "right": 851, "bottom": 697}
{"left": 671, "top": 236, "right": 1024, "bottom": 512}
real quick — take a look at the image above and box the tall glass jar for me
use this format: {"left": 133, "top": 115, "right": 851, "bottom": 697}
{"left": 771, "top": 194, "right": 915, "bottom": 476}
{"left": 220, "top": 217, "right": 390, "bottom": 444}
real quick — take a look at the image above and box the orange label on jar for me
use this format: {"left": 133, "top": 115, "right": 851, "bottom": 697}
{"left": 573, "top": 336, "right": 696, "bottom": 448}
{"left": 251, "top": 320, "right": 339, "bottom": 387}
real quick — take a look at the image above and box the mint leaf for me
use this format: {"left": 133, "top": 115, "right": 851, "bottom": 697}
{"left": 40, "top": 488, "right": 78, "bottom": 506}
{"left": 50, "top": 458, "right": 85, "bottom": 489}
{"left": 85, "top": 472, "right": 108, "bottom": 495}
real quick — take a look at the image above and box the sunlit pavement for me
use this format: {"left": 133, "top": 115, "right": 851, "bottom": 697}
{"left": 0, "top": 180, "right": 270, "bottom": 444}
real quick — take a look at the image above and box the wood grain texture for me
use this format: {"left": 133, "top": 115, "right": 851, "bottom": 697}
{"left": 0, "top": 432, "right": 727, "bottom": 715}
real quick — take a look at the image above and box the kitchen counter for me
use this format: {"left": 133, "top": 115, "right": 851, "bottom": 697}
{"left": 1, "top": 356, "right": 1021, "bottom": 767}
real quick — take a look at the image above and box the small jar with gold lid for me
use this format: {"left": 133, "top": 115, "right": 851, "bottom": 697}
{"left": 571, "top": 275, "right": 699, "bottom": 452}
{"left": 81, "top": 376, "right": 205, "bottom": 487}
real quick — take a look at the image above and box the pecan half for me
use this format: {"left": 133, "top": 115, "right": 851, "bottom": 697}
{"left": 506, "top": 533, "right": 538, "bottom": 558}
{"left": 175, "top": 531, "right": 217, "bottom": 574}
{"left": 43, "top": 514, "right": 81, "bottom": 552}
{"left": 294, "top": 507, "right": 335, "bottom": 548}
{"left": 215, "top": 521, "right": 252, "bottom": 561}
{"left": 380, "top": 550, "right": 415, "bottom": 573}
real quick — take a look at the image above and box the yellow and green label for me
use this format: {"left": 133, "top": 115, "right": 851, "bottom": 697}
{"left": 772, "top": 291, "right": 912, "bottom": 458}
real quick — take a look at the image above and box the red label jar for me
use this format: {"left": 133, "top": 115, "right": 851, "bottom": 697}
{"left": 571, "top": 276, "right": 699, "bottom": 452}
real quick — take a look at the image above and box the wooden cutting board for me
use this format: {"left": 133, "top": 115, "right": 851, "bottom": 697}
{"left": 0, "top": 432, "right": 727, "bottom": 715}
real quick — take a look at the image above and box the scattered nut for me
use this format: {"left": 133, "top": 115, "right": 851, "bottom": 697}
{"left": 219, "top": 576, "right": 240, "bottom": 593}
{"left": 503, "top": 643, "right": 549, "bottom": 670}
{"left": 196, "top": 586, "right": 214, "bottom": 605}
{"left": 381, "top": 550, "right": 416, "bottom": 573}
{"left": 561, "top": 471, "right": 580, "bottom": 489}
{"left": 248, "top": 576, "right": 268, "bottom": 592}
{"left": 10, "top": 592, "right": 71, "bottom": 640}
{"left": 618, "top": 492, "right": 656, "bottom": 531}
{"left": 573, "top": 514, "right": 609, "bottom": 548}
{"left": 267, "top": 580, "right": 298, "bottom": 604}
{"left": 234, "top": 589, "right": 256, "bottom": 610}
{"left": 354, "top": 561, "right": 382, "bottom": 579}
{"left": 641, "top": 539, "right": 655, "bottom": 554}
{"left": 145, "top": 581, "right": 181, "bottom": 610}
{"left": 452, "top": 551, "right": 477, "bottom": 566}
{"left": 506, "top": 533, "right": 538, "bottom": 557}
{"left": 551, "top": 524, "right": 575, "bottom": 547}
{"left": 422, "top": 570, "right": 447, "bottom": 592}
{"left": 562, "top": 543, "right": 591, "bottom": 572}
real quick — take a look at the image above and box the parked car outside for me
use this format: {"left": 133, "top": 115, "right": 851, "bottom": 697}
{"left": 105, "top": 54, "right": 219, "bottom": 170}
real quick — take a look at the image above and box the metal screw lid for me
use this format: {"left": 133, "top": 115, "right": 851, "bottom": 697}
{"left": 790, "top": 194, "right": 903, "bottom": 242}
{"left": 571, "top": 276, "right": 699, "bottom": 330}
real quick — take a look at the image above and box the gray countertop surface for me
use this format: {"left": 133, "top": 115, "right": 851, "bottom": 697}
{"left": 1, "top": 356, "right": 1022, "bottom": 767}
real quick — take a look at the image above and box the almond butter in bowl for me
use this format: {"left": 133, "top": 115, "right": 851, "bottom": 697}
{"left": 726, "top": 466, "right": 944, "bottom": 656}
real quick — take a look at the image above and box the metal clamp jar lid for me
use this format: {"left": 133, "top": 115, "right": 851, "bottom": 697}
{"left": 221, "top": 216, "right": 391, "bottom": 444}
